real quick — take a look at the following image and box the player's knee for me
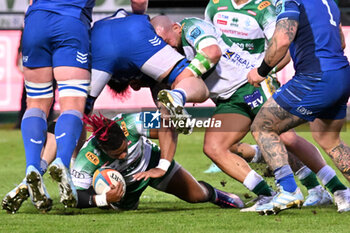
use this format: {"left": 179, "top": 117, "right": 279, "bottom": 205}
{"left": 185, "top": 189, "right": 208, "bottom": 203}
{"left": 250, "top": 121, "right": 261, "bottom": 138}
{"left": 280, "top": 132, "right": 298, "bottom": 148}
{"left": 312, "top": 132, "right": 339, "bottom": 152}
{"left": 203, "top": 142, "right": 222, "bottom": 160}
{"left": 25, "top": 80, "right": 54, "bottom": 99}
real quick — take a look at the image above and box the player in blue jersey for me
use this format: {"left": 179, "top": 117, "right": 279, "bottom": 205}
{"left": 85, "top": 9, "right": 210, "bottom": 135}
{"left": 247, "top": 0, "right": 350, "bottom": 215}
{"left": 20, "top": 0, "right": 95, "bottom": 212}
{"left": 19, "top": 0, "right": 150, "bottom": 213}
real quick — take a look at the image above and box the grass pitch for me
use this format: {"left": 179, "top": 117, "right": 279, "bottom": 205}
{"left": 1, "top": 126, "right": 350, "bottom": 233}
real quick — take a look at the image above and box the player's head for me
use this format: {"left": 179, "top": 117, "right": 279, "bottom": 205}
{"left": 107, "top": 77, "right": 131, "bottom": 100}
{"left": 83, "top": 114, "right": 128, "bottom": 160}
{"left": 151, "top": 15, "right": 182, "bottom": 50}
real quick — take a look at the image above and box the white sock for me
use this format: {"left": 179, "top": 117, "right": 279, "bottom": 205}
{"left": 243, "top": 170, "right": 264, "bottom": 191}
{"left": 317, "top": 165, "right": 336, "bottom": 186}
{"left": 171, "top": 88, "right": 187, "bottom": 105}
{"left": 250, "top": 145, "right": 261, "bottom": 163}
{"left": 295, "top": 165, "right": 312, "bottom": 180}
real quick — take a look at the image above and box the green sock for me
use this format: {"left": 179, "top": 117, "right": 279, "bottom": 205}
{"left": 325, "top": 176, "right": 347, "bottom": 194}
{"left": 299, "top": 172, "right": 319, "bottom": 190}
{"left": 252, "top": 180, "right": 273, "bottom": 196}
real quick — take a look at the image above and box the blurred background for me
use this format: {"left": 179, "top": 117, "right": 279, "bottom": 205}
{"left": 0, "top": 0, "right": 349, "bottom": 126}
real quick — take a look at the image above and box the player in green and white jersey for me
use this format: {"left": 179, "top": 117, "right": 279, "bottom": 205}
{"left": 72, "top": 113, "right": 244, "bottom": 210}
{"left": 2, "top": 112, "right": 245, "bottom": 213}
{"left": 204, "top": 0, "right": 337, "bottom": 208}
{"left": 205, "top": 0, "right": 276, "bottom": 61}
{"left": 152, "top": 15, "right": 277, "bottom": 209}
{"left": 151, "top": 16, "right": 348, "bottom": 211}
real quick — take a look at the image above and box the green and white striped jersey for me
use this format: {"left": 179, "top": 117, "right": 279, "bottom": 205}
{"left": 205, "top": 0, "right": 276, "bottom": 61}
{"left": 71, "top": 112, "right": 157, "bottom": 190}
{"left": 180, "top": 17, "right": 259, "bottom": 100}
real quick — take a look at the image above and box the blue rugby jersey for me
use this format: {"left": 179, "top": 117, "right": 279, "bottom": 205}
{"left": 275, "top": 0, "right": 349, "bottom": 73}
{"left": 27, "top": 0, "right": 95, "bottom": 25}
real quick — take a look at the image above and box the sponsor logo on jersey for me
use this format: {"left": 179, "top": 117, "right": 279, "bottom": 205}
{"left": 275, "top": 0, "right": 282, "bottom": 15}
{"left": 76, "top": 51, "right": 88, "bottom": 64}
{"left": 217, "top": 19, "right": 228, "bottom": 25}
{"left": 217, "top": 14, "right": 229, "bottom": 19}
{"left": 247, "top": 10, "right": 257, "bottom": 16}
{"left": 223, "top": 49, "right": 255, "bottom": 69}
{"left": 190, "top": 27, "right": 202, "bottom": 40}
{"left": 213, "top": 0, "right": 219, "bottom": 4}
{"left": 85, "top": 152, "right": 100, "bottom": 165}
{"left": 217, "top": 6, "right": 228, "bottom": 10}
{"left": 120, "top": 121, "right": 129, "bottom": 137}
{"left": 230, "top": 17, "right": 239, "bottom": 27}
{"left": 258, "top": 1, "right": 271, "bottom": 10}
{"left": 221, "top": 29, "right": 248, "bottom": 37}
{"left": 244, "top": 90, "right": 264, "bottom": 109}
{"left": 149, "top": 36, "right": 162, "bottom": 46}
{"left": 71, "top": 169, "right": 86, "bottom": 179}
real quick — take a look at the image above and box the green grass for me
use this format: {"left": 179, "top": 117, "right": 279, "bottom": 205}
{"left": 1, "top": 127, "right": 350, "bottom": 233}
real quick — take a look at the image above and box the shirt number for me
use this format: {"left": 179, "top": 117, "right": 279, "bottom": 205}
{"left": 321, "top": 0, "right": 337, "bottom": 27}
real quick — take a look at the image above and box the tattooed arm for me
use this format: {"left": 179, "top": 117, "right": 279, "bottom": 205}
{"left": 247, "top": 19, "right": 298, "bottom": 87}
{"left": 264, "top": 19, "right": 298, "bottom": 67}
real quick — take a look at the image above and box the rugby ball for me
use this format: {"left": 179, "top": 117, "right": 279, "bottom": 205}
{"left": 92, "top": 167, "right": 126, "bottom": 197}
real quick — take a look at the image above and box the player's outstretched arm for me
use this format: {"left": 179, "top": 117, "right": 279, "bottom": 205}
{"left": 247, "top": 19, "right": 298, "bottom": 87}
{"left": 134, "top": 122, "right": 177, "bottom": 181}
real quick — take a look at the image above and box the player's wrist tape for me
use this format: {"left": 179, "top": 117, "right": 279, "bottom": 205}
{"left": 95, "top": 193, "right": 108, "bottom": 207}
{"left": 257, "top": 60, "right": 274, "bottom": 77}
{"left": 187, "top": 52, "right": 215, "bottom": 77}
{"left": 156, "top": 159, "right": 171, "bottom": 172}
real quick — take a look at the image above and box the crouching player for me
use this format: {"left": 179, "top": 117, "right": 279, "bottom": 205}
{"left": 73, "top": 113, "right": 244, "bottom": 210}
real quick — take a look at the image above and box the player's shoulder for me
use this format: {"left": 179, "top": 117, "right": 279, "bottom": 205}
{"left": 76, "top": 137, "right": 104, "bottom": 167}
{"left": 181, "top": 17, "right": 204, "bottom": 28}
{"left": 248, "top": 0, "right": 275, "bottom": 13}
{"left": 113, "top": 112, "right": 141, "bottom": 138}
{"left": 181, "top": 17, "right": 214, "bottom": 33}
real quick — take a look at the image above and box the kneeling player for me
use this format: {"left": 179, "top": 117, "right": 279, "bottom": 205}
{"left": 73, "top": 113, "right": 243, "bottom": 210}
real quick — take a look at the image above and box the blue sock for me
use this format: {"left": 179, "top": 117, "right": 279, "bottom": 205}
{"left": 274, "top": 165, "right": 298, "bottom": 193}
{"left": 55, "top": 110, "right": 83, "bottom": 168}
{"left": 21, "top": 108, "right": 47, "bottom": 173}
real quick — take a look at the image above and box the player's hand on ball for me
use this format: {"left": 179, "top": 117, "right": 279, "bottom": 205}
{"left": 133, "top": 168, "right": 166, "bottom": 181}
{"left": 106, "top": 183, "right": 124, "bottom": 203}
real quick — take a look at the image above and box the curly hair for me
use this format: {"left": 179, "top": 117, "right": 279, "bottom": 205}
{"left": 83, "top": 113, "right": 126, "bottom": 151}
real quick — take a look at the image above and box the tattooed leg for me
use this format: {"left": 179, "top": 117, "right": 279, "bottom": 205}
{"left": 310, "top": 118, "right": 350, "bottom": 182}
{"left": 328, "top": 142, "right": 350, "bottom": 182}
{"left": 251, "top": 98, "right": 306, "bottom": 171}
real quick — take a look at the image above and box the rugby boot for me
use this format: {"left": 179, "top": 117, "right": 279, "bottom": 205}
{"left": 157, "top": 89, "right": 193, "bottom": 135}
{"left": 303, "top": 185, "right": 333, "bottom": 206}
{"left": 2, "top": 178, "right": 29, "bottom": 214}
{"left": 334, "top": 188, "right": 350, "bottom": 213}
{"left": 26, "top": 165, "right": 52, "bottom": 212}
{"left": 256, "top": 186, "right": 304, "bottom": 215}
{"left": 48, "top": 158, "right": 77, "bottom": 208}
